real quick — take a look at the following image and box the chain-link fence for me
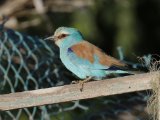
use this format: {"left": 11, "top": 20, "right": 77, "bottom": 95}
{"left": 0, "top": 23, "right": 150, "bottom": 120}
{"left": 0, "top": 23, "right": 79, "bottom": 120}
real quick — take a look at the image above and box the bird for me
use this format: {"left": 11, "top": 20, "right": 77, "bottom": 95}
{"left": 45, "top": 27, "right": 129, "bottom": 85}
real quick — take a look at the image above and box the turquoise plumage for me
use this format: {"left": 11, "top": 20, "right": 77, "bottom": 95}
{"left": 46, "top": 27, "right": 128, "bottom": 80}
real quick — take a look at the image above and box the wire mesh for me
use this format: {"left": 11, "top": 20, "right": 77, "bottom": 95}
{"left": 0, "top": 23, "right": 82, "bottom": 120}
{"left": 0, "top": 23, "right": 150, "bottom": 120}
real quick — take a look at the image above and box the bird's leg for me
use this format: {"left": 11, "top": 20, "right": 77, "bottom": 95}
{"left": 79, "top": 76, "right": 92, "bottom": 91}
{"left": 82, "top": 76, "right": 93, "bottom": 83}
{"left": 71, "top": 76, "right": 92, "bottom": 91}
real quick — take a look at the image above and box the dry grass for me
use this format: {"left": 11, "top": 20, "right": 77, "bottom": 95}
{"left": 140, "top": 55, "right": 160, "bottom": 120}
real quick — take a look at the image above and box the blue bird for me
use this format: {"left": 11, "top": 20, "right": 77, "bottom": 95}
{"left": 46, "top": 27, "right": 129, "bottom": 81}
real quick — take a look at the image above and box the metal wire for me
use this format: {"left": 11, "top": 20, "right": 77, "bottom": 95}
{"left": 0, "top": 24, "right": 86, "bottom": 120}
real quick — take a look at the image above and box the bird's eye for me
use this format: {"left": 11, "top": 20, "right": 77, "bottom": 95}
{"left": 58, "top": 34, "right": 68, "bottom": 39}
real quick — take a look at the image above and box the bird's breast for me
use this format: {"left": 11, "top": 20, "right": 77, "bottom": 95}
{"left": 59, "top": 48, "right": 87, "bottom": 79}
{"left": 59, "top": 48, "right": 79, "bottom": 70}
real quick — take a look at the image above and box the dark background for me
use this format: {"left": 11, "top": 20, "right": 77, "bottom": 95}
{"left": 0, "top": 0, "right": 159, "bottom": 120}
{"left": 1, "top": 0, "right": 160, "bottom": 60}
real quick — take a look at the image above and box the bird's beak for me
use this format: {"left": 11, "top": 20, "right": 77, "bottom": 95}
{"left": 44, "top": 36, "right": 57, "bottom": 41}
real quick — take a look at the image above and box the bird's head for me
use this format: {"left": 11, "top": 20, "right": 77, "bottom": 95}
{"left": 45, "top": 27, "right": 83, "bottom": 48}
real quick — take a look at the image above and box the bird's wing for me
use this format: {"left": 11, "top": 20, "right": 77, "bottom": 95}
{"left": 68, "top": 41, "right": 126, "bottom": 70}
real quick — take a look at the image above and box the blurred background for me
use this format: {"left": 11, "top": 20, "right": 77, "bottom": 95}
{"left": 1, "top": 0, "right": 160, "bottom": 59}
{"left": 0, "top": 0, "right": 160, "bottom": 120}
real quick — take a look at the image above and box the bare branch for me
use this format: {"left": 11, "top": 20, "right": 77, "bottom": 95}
{"left": 0, "top": 72, "right": 157, "bottom": 111}
{"left": 33, "top": 0, "right": 46, "bottom": 14}
{"left": 0, "top": 0, "right": 28, "bottom": 16}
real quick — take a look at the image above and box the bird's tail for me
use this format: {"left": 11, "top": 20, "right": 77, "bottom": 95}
{"left": 124, "top": 70, "right": 145, "bottom": 74}
{"left": 105, "top": 66, "right": 145, "bottom": 75}
{"left": 105, "top": 70, "right": 127, "bottom": 74}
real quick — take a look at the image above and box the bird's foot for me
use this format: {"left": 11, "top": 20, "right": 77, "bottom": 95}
{"left": 71, "top": 80, "right": 79, "bottom": 84}
{"left": 71, "top": 77, "right": 92, "bottom": 91}
{"left": 79, "top": 76, "right": 92, "bottom": 91}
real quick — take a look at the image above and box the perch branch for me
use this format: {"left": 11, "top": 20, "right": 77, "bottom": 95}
{"left": 0, "top": 72, "right": 157, "bottom": 111}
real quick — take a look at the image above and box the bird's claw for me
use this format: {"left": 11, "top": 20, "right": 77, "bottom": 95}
{"left": 71, "top": 77, "right": 92, "bottom": 92}
{"left": 71, "top": 80, "right": 79, "bottom": 84}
